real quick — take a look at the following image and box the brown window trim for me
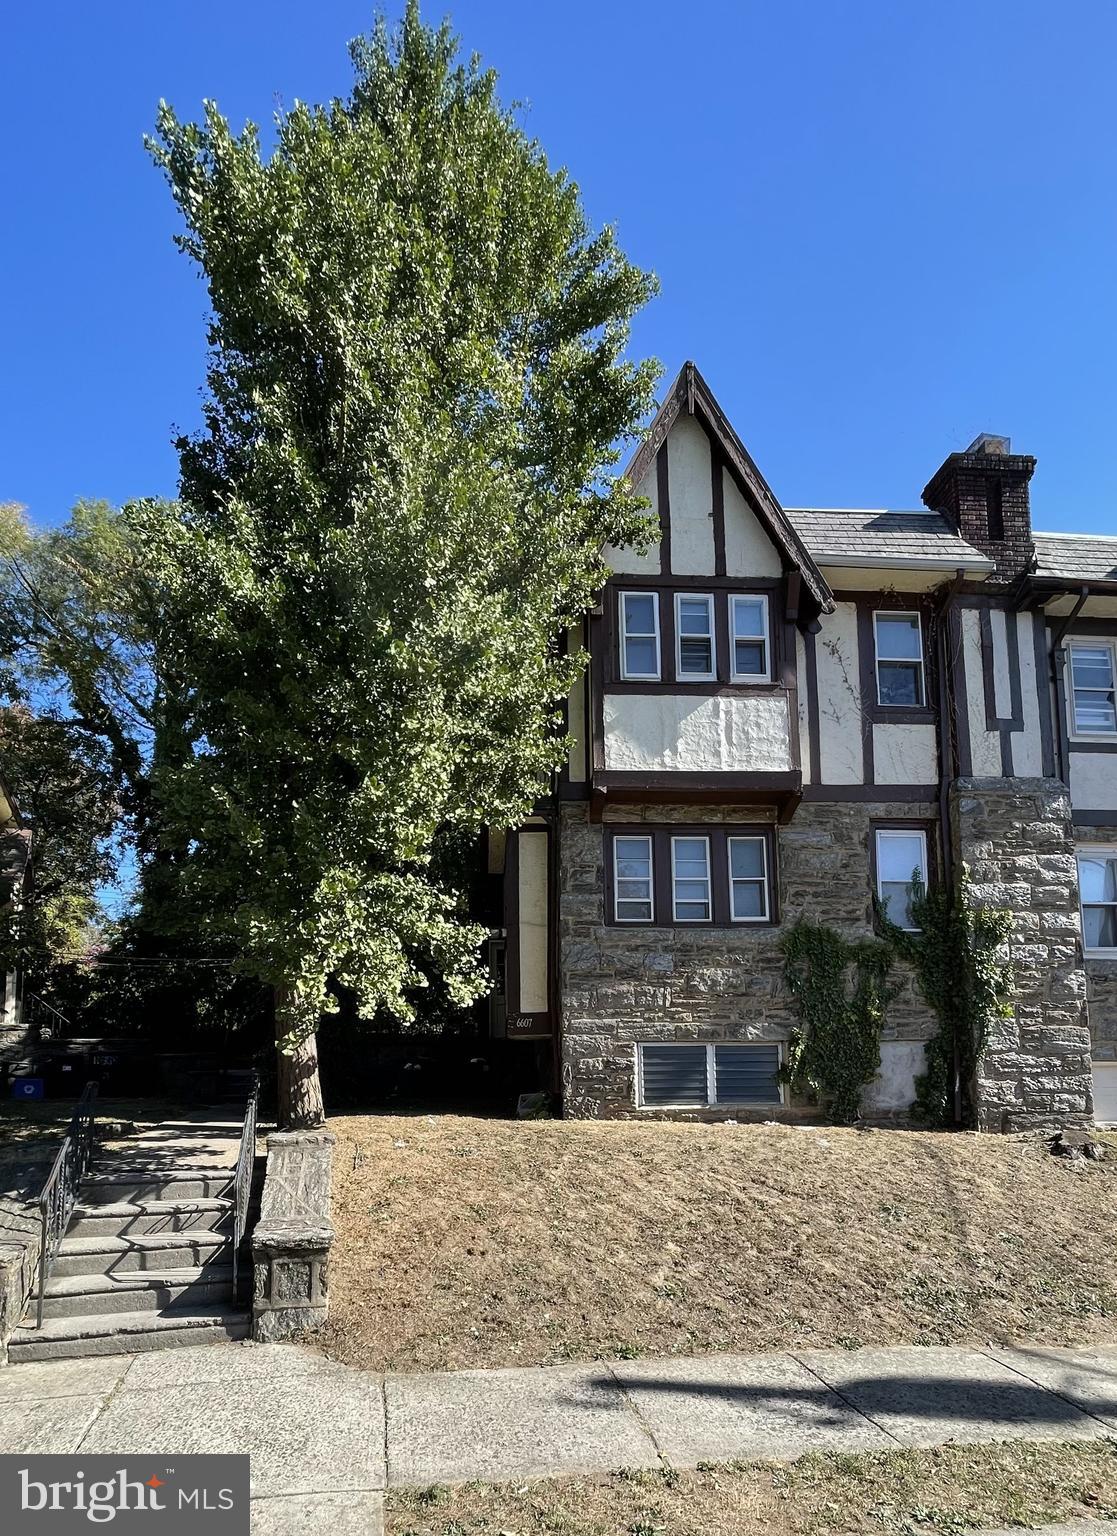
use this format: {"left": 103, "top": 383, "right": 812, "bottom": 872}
{"left": 607, "top": 578, "right": 786, "bottom": 694}
{"left": 868, "top": 818, "right": 939, "bottom": 923}
{"left": 857, "top": 599, "right": 937, "bottom": 725}
{"left": 605, "top": 823, "right": 779, "bottom": 928}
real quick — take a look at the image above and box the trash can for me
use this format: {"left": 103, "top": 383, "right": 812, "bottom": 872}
{"left": 10, "top": 1077, "right": 44, "bottom": 1100}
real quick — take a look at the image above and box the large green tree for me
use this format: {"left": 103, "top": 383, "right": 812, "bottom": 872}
{"left": 148, "top": 4, "right": 658, "bottom": 1126}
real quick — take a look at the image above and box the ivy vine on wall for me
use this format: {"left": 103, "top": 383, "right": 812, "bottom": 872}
{"left": 780, "top": 868, "right": 1015, "bottom": 1127}
{"left": 780, "top": 922, "right": 897, "bottom": 1124}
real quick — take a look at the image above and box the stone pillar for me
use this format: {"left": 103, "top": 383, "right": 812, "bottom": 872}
{"left": 251, "top": 1130, "right": 334, "bottom": 1342}
{"left": 952, "top": 777, "right": 1092, "bottom": 1131}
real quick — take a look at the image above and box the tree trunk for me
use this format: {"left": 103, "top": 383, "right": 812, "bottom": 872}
{"left": 274, "top": 986, "right": 325, "bottom": 1130}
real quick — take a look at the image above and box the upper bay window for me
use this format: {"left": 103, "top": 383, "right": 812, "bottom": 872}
{"left": 875, "top": 828, "right": 928, "bottom": 931}
{"left": 1068, "top": 640, "right": 1117, "bottom": 737}
{"left": 1078, "top": 848, "right": 1117, "bottom": 954}
{"left": 874, "top": 612, "right": 925, "bottom": 707}
{"left": 619, "top": 592, "right": 661, "bottom": 681}
{"left": 675, "top": 594, "right": 716, "bottom": 680}
{"left": 730, "top": 594, "right": 770, "bottom": 681}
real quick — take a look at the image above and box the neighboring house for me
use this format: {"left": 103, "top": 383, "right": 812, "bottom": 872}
{"left": 0, "top": 775, "right": 31, "bottom": 1030}
{"left": 490, "top": 361, "right": 1117, "bottom": 1130}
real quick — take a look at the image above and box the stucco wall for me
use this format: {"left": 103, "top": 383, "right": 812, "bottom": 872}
{"left": 1070, "top": 753, "right": 1117, "bottom": 814}
{"left": 604, "top": 459, "right": 660, "bottom": 576}
{"left": 603, "top": 692, "right": 793, "bottom": 773}
{"left": 814, "top": 602, "right": 863, "bottom": 784}
{"left": 873, "top": 722, "right": 937, "bottom": 785}
{"left": 559, "top": 798, "right": 940, "bottom": 1121}
{"left": 724, "top": 466, "right": 782, "bottom": 578}
{"left": 517, "top": 829, "right": 550, "bottom": 1015}
{"left": 668, "top": 413, "right": 715, "bottom": 574}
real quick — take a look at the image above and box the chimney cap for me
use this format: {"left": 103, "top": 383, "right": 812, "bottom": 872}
{"left": 966, "top": 432, "right": 1011, "bottom": 456}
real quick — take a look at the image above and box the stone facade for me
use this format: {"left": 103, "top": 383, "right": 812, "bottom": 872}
{"left": 559, "top": 798, "right": 941, "bottom": 1121}
{"left": 252, "top": 1129, "right": 334, "bottom": 1343}
{"left": 951, "top": 778, "right": 1094, "bottom": 1131}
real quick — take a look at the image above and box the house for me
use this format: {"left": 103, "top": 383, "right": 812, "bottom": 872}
{"left": 489, "top": 361, "right": 1117, "bottom": 1130}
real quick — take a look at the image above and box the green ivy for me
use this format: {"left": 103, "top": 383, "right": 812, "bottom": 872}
{"left": 780, "top": 921, "right": 898, "bottom": 1123}
{"left": 880, "top": 867, "right": 1015, "bottom": 1127}
{"left": 781, "top": 866, "right": 1015, "bottom": 1128}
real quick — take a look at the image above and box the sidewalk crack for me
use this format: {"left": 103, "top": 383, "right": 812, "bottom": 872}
{"left": 605, "top": 1362, "right": 670, "bottom": 1469}
{"left": 977, "top": 1347, "right": 1115, "bottom": 1433}
{"left": 789, "top": 1352, "right": 906, "bottom": 1448}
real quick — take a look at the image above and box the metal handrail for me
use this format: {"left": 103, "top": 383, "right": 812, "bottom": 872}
{"left": 231, "top": 1078, "right": 258, "bottom": 1303}
{"left": 24, "top": 992, "right": 72, "bottom": 1038}
{"left": 36, "top": 1080, "right": 98, "bottom": 1329}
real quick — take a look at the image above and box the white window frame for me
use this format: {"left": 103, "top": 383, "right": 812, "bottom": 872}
{"left": 619, "top": 591, "right": 661, "bottom": 682}
{"left": 875, "top": 828, "right": 928, "bottom": 932}
{"left": 1066, "top": 638, "right": 1117, "bottom": 741}
{"left": 635, "top": 1041, "right": 785, "bottom": 1109}
{"left": 729, "top": 593, "right": 771, "bottom": 683}
{"left": 612, "top": 833, "right": 655, "bottom": 924}
{"left": 670, "top": 834, "right": 712, "bottom": 923}
{"left": 873, "top": 611, "right": 926, "bottom": 708}
{"left": 1078, "top": 845, "right": 1117, "bottom": 957}
{"left": 727, "top": 835, "right": 770, "bottom": 923}
{"left": 674, "top": 592, "right": 717, "bottom": 682}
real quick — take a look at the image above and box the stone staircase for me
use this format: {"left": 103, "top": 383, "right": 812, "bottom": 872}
{"left": 9, "top": 1111, "right": 255, "bottom": 1362}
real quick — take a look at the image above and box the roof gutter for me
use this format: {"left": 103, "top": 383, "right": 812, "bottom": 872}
{"left": 935, "top": 567, "right": 967, "bottom": 1126}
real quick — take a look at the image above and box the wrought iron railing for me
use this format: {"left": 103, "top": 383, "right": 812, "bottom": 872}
{"left": 36, "top": 1080, "right": 98, "bottom": 1328}
{"left": 231, "top": 1077, "right": 258, "bottom": 1303}
{"left": 24, "top": 991, "right": 72, "bottom": 1039}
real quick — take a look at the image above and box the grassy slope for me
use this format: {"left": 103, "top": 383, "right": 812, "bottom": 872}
{"left": 325, "top": 1114, "right": 1117, "bottom": 1373}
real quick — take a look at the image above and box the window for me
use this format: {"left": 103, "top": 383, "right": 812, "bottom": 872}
{"left": 613, "top": 834, "right": 654, "bottom": 923}
{"left": 671, "top": 835, "right": 711, "bottom": 922}
{"left": 619, "top": 592, "right": 660, "bottom": 681}
{"left": 875, "top": 828, "right": 928, "bottom": 931}
{"left": 728, "top": 836, "right": 769, "bottom": 922}
{"left": 675, "top": 593, "right": 716, "bottom": 679}
{"left": 638, "top": 1042, "right": 782, "bottom": 1108}
{"left": 874, "top": 612, "right": 925, "bottom": 707}
{"left": 1068, "top": 641, "right": 1117, "bottom": 736}
{"left": 730, "top": 594, "right": 770, "bottom": 681}
{"left": 1078, "top": 849, "right": 1117, "bottom": 953}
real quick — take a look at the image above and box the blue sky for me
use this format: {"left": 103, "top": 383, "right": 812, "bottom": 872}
{"left": 3, "top": 1, "right": 1116, "bottom": 533}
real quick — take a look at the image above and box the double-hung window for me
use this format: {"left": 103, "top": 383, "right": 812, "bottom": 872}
{"left": 613, "top": 835, "right": 654, "bottom": 923}
{"left": 730, "top": 594, "right": 769, "bottom": 681}
{"left": 728, "top": 836, "right": 769, "bottom": 922}
{"left": 875, "top": 828, "right": 928, "bottom": 931}
{"left": 671, "top": 836, "right": 711, "bottom": 921}
{"left": 874, "top": 612, "right": 925, "bottom": 707}
{"left": 637, "top": 1042, "right": 783, "bottom": 1107}
{"left": 675, "top": 593, "right": 716, "bottom": 680}
{"left": 619, "top": 592, "right": 661, "bottom": 681}
{"left": 1078, "top": 848, "right": 1117, "bottom": 954}
{"left": 1068, "top": 640, "right": 1117, "bottom": 737}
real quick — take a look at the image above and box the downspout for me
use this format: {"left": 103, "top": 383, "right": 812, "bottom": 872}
{"left": 1049, "top": 586, "right": 1090, "bottom": 785}
{"left": 935, "top": 568, "right": 966, "bottom": 1124}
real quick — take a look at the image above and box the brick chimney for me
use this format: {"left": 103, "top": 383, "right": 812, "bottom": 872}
{"left": 922, "top": 433, "right": 1036, "bottom": 583}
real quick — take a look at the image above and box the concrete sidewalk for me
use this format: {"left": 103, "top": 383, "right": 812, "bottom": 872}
{"left": 4, "top": 1341, "right": 1117, "bottom": 1532}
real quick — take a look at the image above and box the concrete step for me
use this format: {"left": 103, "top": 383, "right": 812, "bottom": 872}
{"left": 69, "top": 1197, "right": 233, "bottom": 1238}
{"left": 53, "top": 1232, "right": 231, "bottom": 1278}
{"left": 8, "top": 1306, "right": 251, "bottom": 1362}
{"left": 37, "top": 1266, "right": 235, "bottom": 1319}
{"left": 80, "top": 1167, "right": 234, "bottom": 1201}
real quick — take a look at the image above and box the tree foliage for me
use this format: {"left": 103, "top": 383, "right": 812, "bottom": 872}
{"left": 145, "top": 4, "right": 658, "bottom": 1112}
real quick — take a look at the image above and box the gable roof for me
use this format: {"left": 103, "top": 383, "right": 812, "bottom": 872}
{"left": 788, "top": 508, "right": 993, "bottom": 573}
{"left": 626, "top": 362, "right": 833, "bottom": 614}
{"left": 1033, "top": 531, "right": 1117, "bottom": 585}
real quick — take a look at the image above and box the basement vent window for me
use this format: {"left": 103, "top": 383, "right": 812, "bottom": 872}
{"left": 637, "top": 1042, "right": 782, "bottom": 1108}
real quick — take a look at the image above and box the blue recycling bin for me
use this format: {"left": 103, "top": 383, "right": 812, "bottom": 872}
{"left": 11, "top": 1077, "right": 44, "bottom": 1100}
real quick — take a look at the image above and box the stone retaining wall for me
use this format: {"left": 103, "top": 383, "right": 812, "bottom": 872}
{"left": 252, "top": 1129, "right": 334, "bottom": 1342}
{"left": 951, "top": 777, "right": 1093, "bottom": 1131}
{"left": 559, "top": 798, "right": 941, "bottom": 1121}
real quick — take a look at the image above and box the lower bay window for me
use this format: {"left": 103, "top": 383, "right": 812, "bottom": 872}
{"left": 638, "top": 1041, "right": 783, "bottom": 1108}
{"left": 608, "top": 826, "right": 776, "bottom": 927}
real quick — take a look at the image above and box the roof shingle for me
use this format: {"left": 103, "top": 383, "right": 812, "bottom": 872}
{"left": 787, "top": 508, "right": 992, "bottom": 570}
{"left": 1033, "top": 532, "right": 1117, "bottom": 584}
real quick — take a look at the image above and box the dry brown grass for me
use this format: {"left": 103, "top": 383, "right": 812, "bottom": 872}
{"left": 386, "top": 1439, "right": 1117, "bottom": 1536}
{"left": 324, "top": 1113, "right": 1117, "bottom": 1374}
